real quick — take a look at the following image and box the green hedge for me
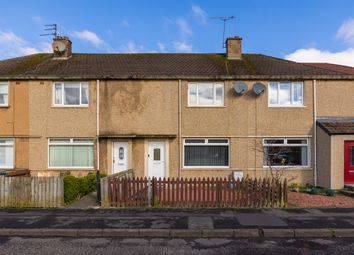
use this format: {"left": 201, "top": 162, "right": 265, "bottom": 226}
{"left": 63, "top": 173, "right": 104, "bottom": 204}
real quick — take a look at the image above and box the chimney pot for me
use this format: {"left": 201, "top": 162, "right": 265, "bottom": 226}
{"left": 52, "top": 36, "right": 72, "bottom": 59}
{"left": 226, "top": 36, "right": 242, "bottom": 60}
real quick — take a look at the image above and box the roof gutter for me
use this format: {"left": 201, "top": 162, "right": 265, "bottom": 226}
{"left": 1, "top": 75, "right": 354, "bottom": 81}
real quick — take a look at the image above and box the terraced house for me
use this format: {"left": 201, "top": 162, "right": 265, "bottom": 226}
{"left": 0, "top": 36, "right": 353, "bottom": 189}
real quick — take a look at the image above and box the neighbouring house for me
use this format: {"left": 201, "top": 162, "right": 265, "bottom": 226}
{"left": 0, "top": 35, "right": 353, "bottom": 189}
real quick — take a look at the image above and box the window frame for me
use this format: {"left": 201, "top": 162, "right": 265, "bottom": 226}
{"left": 183, "top": 138, "right": 230, "bottom": 169}
{"left": 262, "top": 138, "right": 310, "bottom": 168}
{"left": 188, "top": 82, "right": 225, "bottom": 107}
{"left": 48, "top": 138, "right": 94, "bottom": 169}
{"left": 0, "top": 81, "right": 9, "bottom": 107}
{"left": 52, "top": 82, "right": 89, "bottom": 107}
{"left": 268, "top": 82, "right": 304, "bottom": 107}
{"left": 0, "top": 138, "right": 14, "bottom": 169}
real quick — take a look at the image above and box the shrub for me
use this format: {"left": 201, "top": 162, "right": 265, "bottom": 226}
{"left": 63, "top": 173, "right": 99, "bottom": 204}
{"left": 63, "top": 175, "right": 81, "bottom": 204}
{"left": 308, "top": 187, "right": 321, "bottom": 195}
{"left": 325, "top": 189, "right": 336, "bottom": 196}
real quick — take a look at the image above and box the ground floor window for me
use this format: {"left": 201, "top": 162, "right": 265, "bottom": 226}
{"left": 184, "top": 138, "right": 229, "bottom": 167}
{"left": 0, "top": 138, "right": 13, "bottom": 169}
{"left": 263, "top": 138, "right": 309, "bottom": 167}
{"left": 48, "top": 139, "right": 94, "bottom": 168}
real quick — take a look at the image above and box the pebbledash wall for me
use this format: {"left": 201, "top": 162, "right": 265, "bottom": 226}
{"left": 2, "top": 77, "right": 353, "bottom": 187}
{"left": 0, "top": 81, "right": 30, "bottom": 170}
{"left": 28, "top": 80, "right": 97, "bottom": 176}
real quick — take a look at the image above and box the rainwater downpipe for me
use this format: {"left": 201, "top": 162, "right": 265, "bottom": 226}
{"left": 313, "top": 79, "right": 317, "bottom": 186}
{"left": 178, "top": 79, "right": 182, "bottom": 178}
{"left": 96, "top": 79, "right": 101, "bottom": 203}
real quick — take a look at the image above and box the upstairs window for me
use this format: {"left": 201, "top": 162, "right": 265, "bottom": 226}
{"left": 0, "top": 82, "right": 9, "bottom": 106}
{"left": 53, "top": 82, "right": 89, "bottom": 106}
{"left": 188, "top": 82, "right": 224, "bottom": 106}
{"left": 268, "top": 82, "right": 303, "bottom": 106}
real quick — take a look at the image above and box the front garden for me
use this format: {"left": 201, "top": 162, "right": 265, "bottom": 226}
{"left": 288, "top": 184, "right": 354, "bottom": 208}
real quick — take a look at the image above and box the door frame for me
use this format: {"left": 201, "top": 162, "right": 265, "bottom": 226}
{"left": 111, "top": 140, "right": 131, "bottom": 174}
{"left": 145, "top": 139, "right": 169, "bottom": 178}
{"left": 344, "top": 140, "right": 354, "bottom": 185}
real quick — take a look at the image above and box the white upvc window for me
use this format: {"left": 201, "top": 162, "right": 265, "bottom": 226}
{"left": 188, "top": 82, "right": 224, "bottom": 106}
{"left": 53, "top": 82, "right": 89, "bottom": 106}
{"left": 48, "top": 138, "right": 94, "bottom": 168}
{"left": 183, "top": 138, "right": 229, "bottom": 168}
{"left": 0, "top": 138, "right": 14, "bottom": 169}
{"left": 268, "top": 82, "right": 303, "bottom": 106}
{"left": 263, "top": 138, "right": 309, "bottom": 167}
{"left": 0, "top": 82, "right": 9, "bottom": 106}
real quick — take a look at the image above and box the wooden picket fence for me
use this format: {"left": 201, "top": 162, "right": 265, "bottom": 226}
{"left": 104, "top": 177, "right": 287, "bottom": 208}
{"left": 0, "top": 176, "right": 64, "bottom": 208}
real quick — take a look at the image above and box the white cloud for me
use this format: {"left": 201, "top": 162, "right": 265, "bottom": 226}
{"left": 0, "top": 31, "right": 51, "bottom": 59}
{"left": 121, "top": 20, "right": 130, "bottom": 28}
{"left": 157, "top": 43, "right": 166, "bottom": 52}
{"left": 285, "top": 17, "right": 354, "bottom": 67}
{"left": 176, "top": 18, "right": 192, "bottom": 36}
{"left": 72, "top": 30, "right": 104, "bottom": 47}
{"left": 336, "top": 18, "right": 354, "bottom": 44}
{"left": 31, "top": 16, "right": 42, "bottom": 24}
{"left": 120, "top": 41, "right": 145, "bottom": 53}
{"left": 285, "top": 48, "right": 354, "bottom": 67}
{"left": 191, "top": 4, "right": 207, "bottom": 25}
{"left": 173, "top": 41, "right": 193, "bottom": 53}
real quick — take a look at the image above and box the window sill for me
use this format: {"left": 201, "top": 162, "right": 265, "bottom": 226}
{"left": 51, "top": 105, "right": 89, "bottom": 108}
{"left": 0, "top": 105, "right": 9, "bottom": 108}
{"left": 47, "top": 167, "right": 94, "bottom": 170}
{"left": 183, "top": 166, "right": 230, "bottom": 170}
{"left": 262, "top": 166, "right": 312, "bottom": 170}
{"left": 187, "top": 105, "right": 226, "bottom": 108}
{"left": 268, "top": 105, "right": 306, "bottom": 108}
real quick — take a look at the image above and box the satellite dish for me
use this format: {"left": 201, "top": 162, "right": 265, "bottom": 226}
{"left": 253, "top": 83, "right": 266, "bottom": 96}
{"left": 233, "top": 81, "right": 248, "bottom": 95}
{"left": 52, "top": 41, "right": 66, "bottom": 53}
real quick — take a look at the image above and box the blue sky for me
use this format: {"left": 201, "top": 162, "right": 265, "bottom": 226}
{"left": 1, "top": 0, "right": 354, "bottom": 66}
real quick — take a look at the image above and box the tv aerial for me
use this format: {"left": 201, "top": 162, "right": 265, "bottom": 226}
{"left": 211, "top": 16, "right": 236, "bottom": 48}
{"left": 40, "top": 24, "right": 59, "bottom": 38}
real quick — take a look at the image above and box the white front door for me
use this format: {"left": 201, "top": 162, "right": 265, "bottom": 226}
{"left": 148, "top": 141, "right": 166, "bottom": 178}
{"left": 113, "top": 141, "right": 129, "bottom": 173}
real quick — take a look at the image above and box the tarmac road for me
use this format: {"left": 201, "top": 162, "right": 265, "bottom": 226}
{"left": 0, "top": 236, "right": 354, "bottom": 255}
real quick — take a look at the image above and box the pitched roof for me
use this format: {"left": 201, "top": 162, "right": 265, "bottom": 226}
{"left": 303, "top": 63, "right": 354, "bottom": 75}
{"left": 0, "top": 53, "right": 353, "bottom": 80}
{"left": 317, "top": 118, "right": 354, "bottom": 135}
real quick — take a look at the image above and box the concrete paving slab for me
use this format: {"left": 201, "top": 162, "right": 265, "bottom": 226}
{"left": 235, "top": 213, "right": 287, "bottom": 227}
{"left": 188, "top": 217, "right": 213, "bottom": 229}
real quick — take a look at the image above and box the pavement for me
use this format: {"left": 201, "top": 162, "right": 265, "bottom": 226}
{"left": 0, "top": 208, "right": 354, "bottom": 238}
{"left": 65, "top": 192, "right": 98, "bottom": 209}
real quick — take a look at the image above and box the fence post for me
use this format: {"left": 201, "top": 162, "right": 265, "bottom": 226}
{"left": 96, "top": 170, "right": 101, "bottom": 205}
{"left": 283, "top": 179, "right": 288, "bottom": 207}
{"left": 216, "top": 179, "right": 221, "bottom": 207}
{"left": 147, "top": 178, "right": 152, "bottom": 207}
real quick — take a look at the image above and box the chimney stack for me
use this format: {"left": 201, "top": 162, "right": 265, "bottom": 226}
{"left": 226, "top": 36, "right": 242, "bottom": 60}
{"left": 52, "top": 36, "right": 72, "bottom": 59}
